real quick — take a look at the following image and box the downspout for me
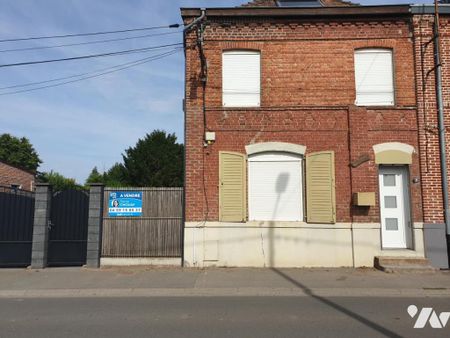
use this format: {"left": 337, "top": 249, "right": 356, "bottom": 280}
{"left": 433, "top": 1, "right": 450, "bottom": 259}
{"left": 183, "top": 9, "right": 206, "bottom": 52}
{"left": 182, "top": 9, "right": 206, "bottom": 267}
{"left": 346, "top": 107, "right": 355, "bottom": 268}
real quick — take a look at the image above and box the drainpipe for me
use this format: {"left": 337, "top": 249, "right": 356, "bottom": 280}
{"left": 183, "top": 9, "right": 206, "bottom": 52}
{"left": 433, "top": 0, "right": 450, "bottom": 262}
{"left": 182, "top": 9, "right": 206, "bottom": 267}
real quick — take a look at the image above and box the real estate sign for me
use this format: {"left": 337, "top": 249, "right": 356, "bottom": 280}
{"left": 108, "top": 191, "right": 142, "bottom": 217}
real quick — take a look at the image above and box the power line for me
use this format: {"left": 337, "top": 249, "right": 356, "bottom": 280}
{"left": 0, "top": 24, "right": 181, "bottom": 43}
{"left": 0, "top": 30, "right": 182, "bottom": 54}
{"left": 0, "top": 48, "right": 182, "bottom": 96}
{"left": 0, "top": 48, "right": 183, "bottom": 90}
{"left": 0, "top": 42, "right": 182, "bottom": 68}
{"left": 0, "top": 42, "right": 192, "bottom": 90}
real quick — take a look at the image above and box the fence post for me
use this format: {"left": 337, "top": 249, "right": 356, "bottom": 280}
{"left": 30, "top": 183, "right": 52, "bottom": 269}
{"left": 86, "top": 184, "right": 104, "bottom": 268}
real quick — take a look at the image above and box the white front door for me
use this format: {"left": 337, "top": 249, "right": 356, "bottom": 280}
{"left": 378, "top": 166, "right": 411, "bottom": 249}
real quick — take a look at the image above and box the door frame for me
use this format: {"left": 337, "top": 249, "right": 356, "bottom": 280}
{"left": 378, "top": 165, "right": 413, "bottom": 250}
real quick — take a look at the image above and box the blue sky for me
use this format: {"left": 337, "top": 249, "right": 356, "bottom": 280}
{"left": 0, "top": 0, "right": 432, "bottom": 183}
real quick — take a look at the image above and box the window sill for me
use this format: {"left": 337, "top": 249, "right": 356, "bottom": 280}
{"left": 222, "top": 106, "right": 261, "bottom": 109}
{"left": 355, "top": 104, "right": 395, "bottom": 108}
{"left": 379, "top": 248, "right": 420, "bottom": 255}
{"left": 362, "top": 105, "right": 417, "bottom": 110}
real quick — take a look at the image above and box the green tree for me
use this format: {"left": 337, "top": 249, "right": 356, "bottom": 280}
{"left": 104, "top": 163, "right": 127, "bottom": 187}
{"left": 37, "top": 171, "right": 83, "bottom": 192}
{"left": 85, "top": 167, "right": 104, "bottom": 184}
{"left": 123, "top": 130, "right": 184, "bottom": 187}
{"left": 85, "top": 163, "right": 128, "bottom": 187}
{"left": 0, "top": 133, "right": 41, "bottom": 171}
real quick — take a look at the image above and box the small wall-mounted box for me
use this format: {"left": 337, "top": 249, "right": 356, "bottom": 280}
{"left": 353, "top": 192, "right": 376, "bottom": 206}
{"left": 205, "top": 132, "right": 216, "bottom": 142}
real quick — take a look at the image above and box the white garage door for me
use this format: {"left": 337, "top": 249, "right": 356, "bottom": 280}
{"left": 248, "top": 152, "right": 303, "bottom": 221}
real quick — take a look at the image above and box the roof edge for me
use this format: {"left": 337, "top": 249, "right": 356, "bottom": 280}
{"left": 181, "top": 5, "right": 411, "bottom": 18}
{"left": 410, "top": 4, "right": 450, "bottom": 15}
{"left": 0, "top": 160, "right": 36, "bottom": 175}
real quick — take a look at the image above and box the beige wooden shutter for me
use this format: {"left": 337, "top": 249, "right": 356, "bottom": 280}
{"left": 219, "top": 151, "right": 246, "bottom": 222}
{"left": 306, "top": 151, "right": 336, "bottom": 224}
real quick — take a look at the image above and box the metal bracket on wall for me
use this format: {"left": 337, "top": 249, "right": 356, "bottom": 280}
{"left": 350, "top": 154, "right": 370, "bottom": 168}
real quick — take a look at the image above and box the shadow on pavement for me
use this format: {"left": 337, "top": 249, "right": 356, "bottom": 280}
{"left": 271, "top": 268, "right": 402, "bottom": 338}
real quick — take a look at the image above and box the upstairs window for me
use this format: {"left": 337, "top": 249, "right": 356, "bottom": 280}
{"left": 354, "top": 49, "right": 394, "bottom": 106}
{"left": 222, "top": 50, "right": 261, "bottom": 107}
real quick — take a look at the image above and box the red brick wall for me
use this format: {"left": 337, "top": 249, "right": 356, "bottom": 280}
{"left": 413, "top": 14, "right": 450, "bottom": 224}
{"left": 184, "top": 16, "right": 422, "bottom": 223}
{"left": 0, "top": 162, "right": 35, "bottom": 191}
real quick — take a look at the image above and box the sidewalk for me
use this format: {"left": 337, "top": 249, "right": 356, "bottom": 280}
{"left": 0, "top": 267, "right": 449, "bottom": 298}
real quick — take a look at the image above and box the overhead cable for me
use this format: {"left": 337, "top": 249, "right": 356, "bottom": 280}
{"left": 0, "top": 48, "right": 182, "bottom": 96}
{"left": 0, "top": 42, "right": 182, "bottom": 68}
{"left": 0, "top": 48, "right": 182, "bottom": 90}
{"left": 0, "top": 24, "right": 181, "bottom": 43}
{"left": 0, "top": 30, "right": 182, "bottom": 53}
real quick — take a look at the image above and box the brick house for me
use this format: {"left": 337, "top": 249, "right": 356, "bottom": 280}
{"left": 411, "top": 3, "right": 450, "bottom": 269}
{"left": 182, "top": 0, "right": 450, "bottom": 268}
{"left": 0, "top": 161, "right": 35, "bottom": 191}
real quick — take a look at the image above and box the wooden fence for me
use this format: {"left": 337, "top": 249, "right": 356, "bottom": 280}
{"left": 101, "top": 187, "right": 183, "bottom": 258}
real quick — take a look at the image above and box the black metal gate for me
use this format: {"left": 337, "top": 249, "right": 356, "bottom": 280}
{"left": 48, "top": 189, "right": 89, "bottom": 266}
{"left": 0, "top": 186, "right": 35, "bottom": 267}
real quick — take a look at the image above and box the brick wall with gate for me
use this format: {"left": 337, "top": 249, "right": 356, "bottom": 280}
{"left": 30, "top": 184, "right": 90, "bottom": 268}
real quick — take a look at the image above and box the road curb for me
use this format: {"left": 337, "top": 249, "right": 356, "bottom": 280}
{"left": 0, "top": 287, "right": 449, "bottom": 298}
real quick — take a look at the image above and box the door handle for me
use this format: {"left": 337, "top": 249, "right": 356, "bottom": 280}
{"left": 47, "top": 220, "right": 54, "bottom": 230}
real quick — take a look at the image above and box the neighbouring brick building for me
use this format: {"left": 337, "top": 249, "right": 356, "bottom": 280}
{"left": 0, "top": 161, "right": 35, "bottom": 191}
{"left": 411, "top": 4, "right": 450, "bottom": 270}
{"left": 182, "top": 0, "right": 450, "bottom": 268}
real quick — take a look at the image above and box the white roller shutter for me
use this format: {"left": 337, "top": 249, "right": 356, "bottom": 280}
{"left": 354, "top": 49, "right": 394, "bottom": 106}
{"left": 222, "top": 50, "right": 260, "bottom": 107}
{"left": 248, "top": 152, "right": 303, "bottom": 221}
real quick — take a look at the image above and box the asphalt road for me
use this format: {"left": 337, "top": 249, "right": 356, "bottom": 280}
{"left": 1, "top": 296, "right": 449, "bottom": 338}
